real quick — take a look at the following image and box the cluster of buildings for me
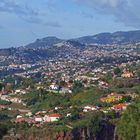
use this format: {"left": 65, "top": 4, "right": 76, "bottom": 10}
{"left": 121, "top": 70, "right": 134, "bottom": 78}
{"left": 16, "top": 113, "right": 61, "bottom": 124}
{"left": 100, "top": 92, "right": 138, "bottom": 103}
{"left": 0, "top": 91, "right": 23, "bottom": 104}
{"left": 83, "top": 103, "right": 130, "bottom": 113}
{"left": 0, "top": 44, "right": 139, "bottom": 128}
{"left": 100, "top": 93, "right": 123, "bottom": 103}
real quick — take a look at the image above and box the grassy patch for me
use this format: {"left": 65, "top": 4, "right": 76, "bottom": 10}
{"left": 71, "top": 87, "right": 104, "bottom": 106}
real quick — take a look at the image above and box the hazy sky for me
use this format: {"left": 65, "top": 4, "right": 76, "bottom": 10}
{"left": 0, "top": 0, "right": 139, "bottom": 48}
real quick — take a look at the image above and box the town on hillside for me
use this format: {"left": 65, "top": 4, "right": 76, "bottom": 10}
{"left": 0, "top": 51, "right": 140, "bottom": 133}
{"left": 0, "top": 40, "right": 140, "bottom": 139}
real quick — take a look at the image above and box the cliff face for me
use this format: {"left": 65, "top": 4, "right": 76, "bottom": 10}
{"left": 2, "top": 123, "right": 121, "bottom": 140}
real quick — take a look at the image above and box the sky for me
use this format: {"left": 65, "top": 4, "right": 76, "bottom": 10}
{"left": 0, "top": 0, "right": 139, "bottom": 48}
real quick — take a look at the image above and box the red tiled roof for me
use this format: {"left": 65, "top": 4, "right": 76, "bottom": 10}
{"left": 25, "top": 118, "right": 35, "bottom": 123}
{"left": 16, "top": 118, "right": 25, "bottom": 123}
{"left": 0, "top": 105, "right": 7, "bottom": 109}
{"left": 35, "top": 116, "right": 43, "bottom": 118}
{"left": 113, "top": 103, "right": 128, "bottom": 109}
{"left": 49, "top": 113, "right": 61, "bottom": 117}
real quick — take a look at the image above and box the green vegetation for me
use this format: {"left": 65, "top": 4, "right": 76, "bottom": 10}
{"left": 73, "top": 112, "right": 104, "bottom": 135}
{"left": 18, "top": 85, "right": 110, "bottom": 138}
{"left": 114, "top": 67, "right": 121, "bottom": 75}
{"left": 0, "top": 100, "right": 11, "bottom": 105}
{"left": 24, "top": 86, "right": 105, "bottom": 112}
{"left": 117, "top": 99, "right": 140, "bottom": 140}
{"left": 0, "top": 83, "right": 4, "bottom": 91}
{"left": 84, "top": 73, "right": 95, "bottom": 77}
{"left": 102, "top": 72, "right": 113, "bottom": 83}
{"left": 28, "top": 93, "right": 71, "bottom": 111}
{"left": 0, "top": 110, "right": 15, "bottom": 139}
{"left": 0, "top": 121, "right": 14, "bottom": 139}
{"left": 23, "top": 91, "right": 40, "bottom": 106}
{"left": 73, "top": 81, "right": 84, "bottom": 92}
{"left": 1, "top": 60, "right": 140, "bottom": 139}
{"left": 53, "top": 125, "right": 70, "bottom": 132}
{"left": 71, "top": 87, "right": 104, "bottom": 106}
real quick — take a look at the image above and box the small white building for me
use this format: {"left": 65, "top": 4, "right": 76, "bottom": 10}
{"left": 44, "top": 113, "right": 61, "bottom": 122}
{"left": 15, "top": 89, "right": 26, "bottom": 95}
{"left": 50, "top": 84, "right": 59, "bottom": 90}
{"left": 10, "top": 97, "right": 22, "bottom": 103}
{"left": 83, "top": 106, "right": 97, "bottom": 112}
{"left": 35, "top": 116, "right": 43, "bottom": 122}
{"left": 26, "top": 112, "right": 33, "bottom": 117}
{"left": 43, "top": 115, "right": 51, "bottom": 122}
{"left": 16, "top": 115, "right": 23, "bottom": 119}
{"left": 61, "top": 88, "right": 72, "bottom": 94}
{"left": 67, "top": 113, "right": 71, "bottom": 117}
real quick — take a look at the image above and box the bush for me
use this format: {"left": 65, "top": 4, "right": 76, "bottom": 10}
{"left": 0, "top": 100, "right": 11, "bottom": 105}
{"left": 117, "top": 101, "right": 140, "bottom": 140}
{"left": 73, "top": 112, "right": 104, "bottom": 136}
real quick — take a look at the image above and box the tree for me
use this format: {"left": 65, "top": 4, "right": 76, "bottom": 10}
{"left": 59, "top": 80, "right": 67, "bottom": 87}
{"left": 73, "top": 81, "right": 83, "bottom": 90}
{"left": 73, "top": 112, "right": 104, "bottom": 136}
{"left": 137, "top": 70, "right": 140, "bottom": 79}
{"left": 117, "top": 102, "right": 140, "bottom": 140}
{"left": 114, "top": 67, "right": 121, "bottom": 75}
{"left": 38, "top": 88, "right": 47, "bottom": 100}
{"left": 0, "top": 83, "right": 4, "bottom": 91}
{"left": 103, "top": 72, "right": 113, "bottom": 82}
{"left": 22, "top": 79, "right": 34, "bottom": 88}
{"left": 121, "top": 96, "right": 132, "bottom": 102}
{"left": 70, "top": 107, "right": 80, "bottom": 120}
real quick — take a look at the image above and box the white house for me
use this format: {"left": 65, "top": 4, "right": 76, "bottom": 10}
{"left": 35, "top": 116, "right": 43, "bottom": 122}
{"left": 43, "top": 115, "right": 51, "bottom": 122}
{"left": 15, "top": 89, "right": 26, "bottom": 95}
{"left": 61, "top": 88, "right": 72, "bottom": 94}
{"left": 26, "top": 112, "right": 33, "bottom": 117}
{"left": 16, "top": 115, "right": 23, "bottom": 119}
{"left": 83, "top": 106, "right": 97, "bottom": 112}
{"left": 44, "top": 113, "right": 61, "bottom": 122}
{"left": 50, "top": 84, "right": 59, "bottom": 90}
{"left": 10, "top": 97, "right": 22, "bottom": 103}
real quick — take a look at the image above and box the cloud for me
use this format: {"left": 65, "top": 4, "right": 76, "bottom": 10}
{"left": 0, "top": 0, "right": 42, "bottom": 24}
{"left": 45, "top": 21, "right": 62, "bottom": 28}
{"left": 75, "top": 0, "right": 122, "bottom": 9}
{"left": 43, "top": 0, "right": 56, "bottom": 11}
{"left": 75, "top": 0, "right": 140, "bottom": 28}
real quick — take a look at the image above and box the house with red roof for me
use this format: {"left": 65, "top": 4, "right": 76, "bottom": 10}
{"left": 16, "top": 118, "right": 25, "bottom": 123}
{"left": 44, "top": 113, "right": 61, "bottom": 122}
{"left": 0, "top": 105, "right": 7, "bottom": 109}
{"left": 112, "top": 103, "right": 130, "bottom": 111}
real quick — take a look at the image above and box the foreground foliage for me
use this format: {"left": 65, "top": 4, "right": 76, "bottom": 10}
{"left": 117, "top": 99, "right": 140, "bottom": 140}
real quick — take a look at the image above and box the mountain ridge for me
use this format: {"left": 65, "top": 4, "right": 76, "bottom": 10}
{"left": 0, "top": 30, "right": 140, "bottom": 65}
{"left": 25, "top": 36, "right": 63, "bottom": 49}
{"left": 23, "top": 30, "right": 140, "bottom": 49}
{"left": 74, "top": 30, "right": 140, "bottom": 45}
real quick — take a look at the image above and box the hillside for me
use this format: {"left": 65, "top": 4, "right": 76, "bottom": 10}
{"left": 0, "top": 30, "right": 140, "bottom": 66}
{"left": 25, "top": 36, "right": 63, "bottom": 48}
{"left": 24, "top": 30, "right": 140, "bottom": 49}
{"left": 75, "top": 30, "right": 140, "bottom": 45}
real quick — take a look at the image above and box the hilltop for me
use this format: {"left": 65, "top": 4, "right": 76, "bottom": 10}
{"left": 24, "top": 30, "right": 140, "bottom": 49}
